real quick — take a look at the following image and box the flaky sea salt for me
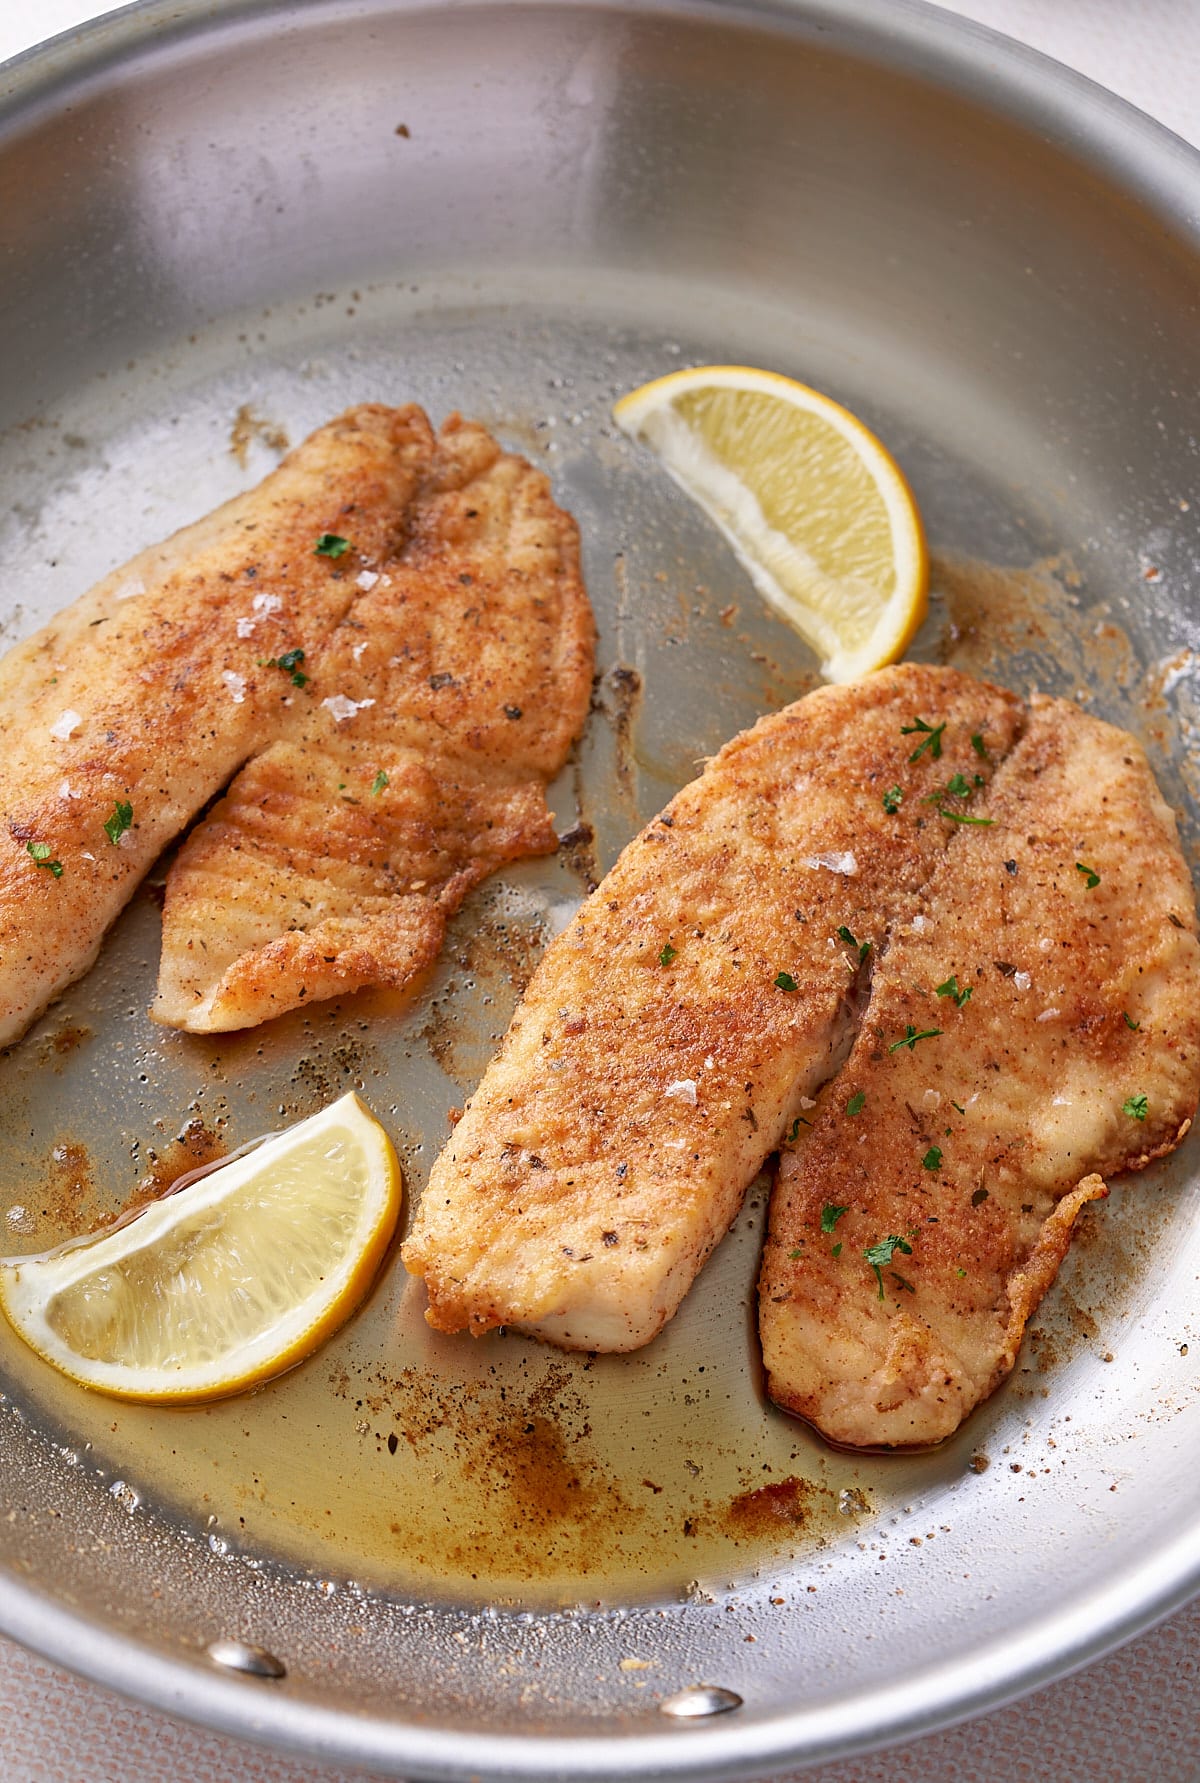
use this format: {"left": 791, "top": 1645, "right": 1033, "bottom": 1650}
{"left": 664, "top": 1079, "right": 698, "bottom": 1105}
{"left": 1014, "top": 970, "right": 1031, "bottom": 991}
{"left": 322, "top": 694, "right": 376, "bottom": 723}
{"left": 222, "top": 670, "right": 247, "bottom": 704}
{"left": 356, "top": 569, "right": 379, "bottom": 592}
{"left": 803, "top": 851, "right": 857, "bottom": 876}
{"left": 252, "top": 592, "right": 282, "bottom": 615}
{"left": 49, "top": 709, "right": 81, "bottom": 740}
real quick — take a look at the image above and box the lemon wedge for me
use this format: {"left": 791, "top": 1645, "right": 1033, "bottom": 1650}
{"left": 0, "top": 1092, "right": 400, "bottom": 1403}
{"left": 613, "top": 365, "right": 928, "bottom": 683}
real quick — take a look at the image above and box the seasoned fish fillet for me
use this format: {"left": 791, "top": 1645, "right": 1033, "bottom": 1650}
{"left": 759, "top": 695, "right": 1200, "bottom": 1447}
{"left": 152, "top": 412, "right": 593, "bottom": 1030}
{"left": 0, "top": 404, "right": 593, "bottom": 1047}
{"left": 403, "top": 665, "right": 1025, "bottom": 1350}
{"left": 0, "top": 405, "right": 426, "bottom": 1048}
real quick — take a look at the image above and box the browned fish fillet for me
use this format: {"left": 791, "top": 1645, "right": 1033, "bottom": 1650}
{"left": 0, "top": 405, "right": 427, "bottom": 1048}
{"left": 0, "top": 405, "right": 593, "bottom": 1047}
{"left": 152, "top": 412, "right": 593, "bottom": 1030}
{"left": 403, "top": 665, "right": 1025, "bottom": 1350}
{"left": 759, "top": 695, "right": 1200, "bottom": 1447}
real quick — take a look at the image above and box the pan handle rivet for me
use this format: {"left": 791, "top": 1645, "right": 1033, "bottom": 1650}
{"left": 659, "top": 1684, "right": 743, "bottom": 1719}
{"left": 206, "top": 1637, "right": 287, "bottom": 1680}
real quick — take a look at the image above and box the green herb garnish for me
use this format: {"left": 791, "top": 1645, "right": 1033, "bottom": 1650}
{"left": 26, "top": 840, "right": 63, "bottom": 878}
{"left": 846, "top": 1090, "right": 865, "bottom": 1116}
{"left": 1123, "top": 1012, "right": 1140, "bottom": 1031}
{"left": 821, "top": 1204, "right": 849, "bottom": 1234}
{"left": 901, "top": 717, "right": 945, "bottom": 762}
{"left": 261, "top": 647, "right": 308, "bottom": 688}
{"left": 971, "top": 732, "right": 988, "bottom": 758}
{"left": 864, "top": 1233, "right": 914, "bottom": 1299}
{"left": 371, "top": 770, "right": 389, "bottom": 796}
{"left": 1123, "top": 1094, "right": 1148, "bottom": 1122}
{"left": 882, "top": 785, "right": 904, "bottom": 814}
{"left": 889, "top": 1024, "right": 942, "bottom": 1053}
{"left": 922, "top": 1146, "right": 943, "bottom": 1171}
{"left": 837, "top": 925, "right": 870, "bottom": 962}
{"left": 935, "top": 974, "right": 972, "bottom": 1008}
{"left": 775, "top": 970, "right": 798, "bottom": 992}
{"left": 103, "top": 800, "right": 133, "bottom": 844}
{"left": 315, "top": 533, "right": 351, "bottom": 558}
{"left": 1076, "top": 862, "right": 1100, "bottom": 890}
{"left": 659, "top": 943, "right": 677, "bottom": 968}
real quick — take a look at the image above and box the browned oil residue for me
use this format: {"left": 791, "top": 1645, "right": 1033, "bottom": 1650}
{"left": 723, "top": 1475, "right": 822, "bottom": 1536}
{"left": 39, "top": 1021, "right": 91, "bottom": 1065}
{"left": 933, "top": 552, "right": 1075, "bottom": 669}
{"left": 123, "top": 1120, "right": 228, "bottom": 1220}
{"left": 37, "top": 1140, "right": 95, "bottom": 1230}
{"left": 593, "top": 663, "right": 643, "bottom": 798}
{"left": 228, "top": 403, "right": 289, "bottom": 468}
{"left": 419, "top": 907, "right": 547, "bottom": 1083}
{"left": 558, "top": 819, "right": 599, "bottom": 893}
{"left": 352, "top": 1361, "right": 639, "bottom": 1581}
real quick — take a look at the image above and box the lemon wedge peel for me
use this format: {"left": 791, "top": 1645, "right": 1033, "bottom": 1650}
{"left": 613, "top": 365, "right": 928, "bottom": 684}
{"left": 0, "top": 1092, "right": 401, "bottom": 1404}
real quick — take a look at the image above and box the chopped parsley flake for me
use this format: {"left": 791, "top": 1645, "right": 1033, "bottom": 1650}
{"left": 837, "top": 924, "right": 870, "bottom": 962}
{"left": 1123, "top": 1012, "right": 1141, "bottom": 1031}
{"left": 1123, "top": 1094, "right": 1148, "bottom": 1122}
{"left": 820, "top": 1204, "right": 849, "bottom": 1234}
{"left": 927, "top": 771, "right": 994, "bottom": 825}
{"left": 922, "top": 1146, "right": 943, "bottom": 1171}
{"left": 864, "top": 1233, "right": 914, "bottom": 1299}
{"left": 935, "top": 974, "right": 972, "bottom": 1008}
{"left": 846, "top": 1090, "right": 865, "bottom": 1116}
{"left": 901, "top": 717, "right": 945, "bottom": 761}
{"left": 371, "top": 770, "right": 389, "bottom": 795}
{"left": 261, "top": 648, "right": 308, "bottom": 687}
{"left": 831, "top": 1242, "right": 843, "bottom": 1258}
{"left": 940, "top": 809, "right": 995, "bottom": 826}
{"left": 957, "top": 1266, "right": 967, "bottom": 1278}
{"left": 971, "top": 732, "right": 988, "bottom": 758}
{"left": 315, "top": 533, "right": 351, "bottom": 558}
{"left": 26, "top": 841, "right": 63, "bottom": 877}
{"left": 774, "top": 970, "right": 798, "bottom": 992}
{"left": 659, "top": 943, "right": 677, "bottom": 968}
{"left": 882, "top": 785, "right": 904, "bottom": 814}
{"left": 943, "top": 772, "right": 972, "bottom": 799}
{"left": 1076, "top": 862, "right": 1101, "bottom": 890}
{"left": 889, "top": 1024, "right": 942, "bottom": 1053}
{"left": 952, "top": 1100, "right": 966, "bottom": 1114}
{"left": 789, "top": 1246, "right": 803, "bottom": 1259}
{"left": 103, "top": 800, "right": 133, "bottom": 844}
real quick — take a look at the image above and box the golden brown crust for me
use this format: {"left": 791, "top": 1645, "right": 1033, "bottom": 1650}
{"left": 760, "top": 696, "right": 1200, "bottom": 1447}
{"left": 0, "top": 406, "right": 594, "bottom": 1044}
{"left": 152, "top": 413, "right": 593, "bottom": 1031}
{"left": 403, "top": 664, "right": 1025, "bottom": 1349}
{"left": 0, "top": 405, "right": 428, "bottom": 1046}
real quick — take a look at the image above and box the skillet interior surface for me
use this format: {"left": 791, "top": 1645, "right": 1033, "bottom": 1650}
{"left": 1, "top": 2, "right": 1199, "bottom": 1776}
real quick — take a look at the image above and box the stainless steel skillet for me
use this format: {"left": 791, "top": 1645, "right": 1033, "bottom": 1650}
{"left": 1, "top": 2, "right": 1199, "bottom": 1777}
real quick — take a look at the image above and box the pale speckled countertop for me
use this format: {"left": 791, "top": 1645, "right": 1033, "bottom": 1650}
{"left": 1, "top": 3, "right": 1199, "bottom": 1780}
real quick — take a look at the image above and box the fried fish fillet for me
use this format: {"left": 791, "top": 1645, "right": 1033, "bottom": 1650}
{"left": 0, "top": 405, "right": 425, "bottom": 1048}
{"left": 0, "top": 404, "right": 593, "bottom": 1047}
{"left": 403, "top": 665, "right": 1025, "bottom": 1349}
{"left": 152, "top": 412, "right": 593, "bottom": 1030}
{"left": 759, "top": 695, "right": 1200, "bottom": 1447}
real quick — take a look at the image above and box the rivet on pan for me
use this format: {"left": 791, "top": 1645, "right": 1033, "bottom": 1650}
{"left": 206, "top": 1637, "right": 287, "bottom": 1680}
{"left": 659, "top": 1684, "right": 743, "bottom": 1719}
